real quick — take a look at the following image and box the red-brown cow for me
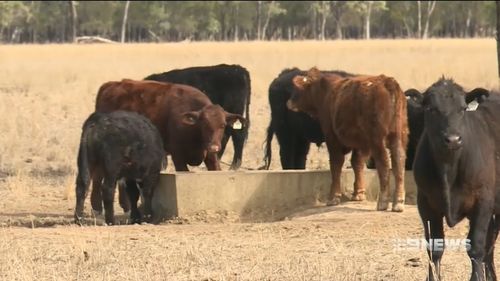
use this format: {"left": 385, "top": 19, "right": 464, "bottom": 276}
{"left": 95, "top": 79, "right": 246, "bottom": 171}
{"left": 287, "top": 67, "right": 408, "bottom": 212}
{"left": 91, "top": 79, "right": 245, "bottom": 214}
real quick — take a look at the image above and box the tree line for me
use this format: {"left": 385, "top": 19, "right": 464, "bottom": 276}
{"left": 0, "top": 1, "right": 496, "bottom": 44}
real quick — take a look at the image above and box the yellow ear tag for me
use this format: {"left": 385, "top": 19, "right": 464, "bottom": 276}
{"left": 233, "top": 120, "right": 243, "bottom": 130}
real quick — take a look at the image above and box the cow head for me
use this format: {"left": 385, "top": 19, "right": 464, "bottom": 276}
{"left": 287, "top": 67, "right": 324, "bottom": 117}
{"left": 182, "top": 104, "right": 245, "bottom": 154}
{"left": 422, "top": 77, "right": 489, "bottom": 152}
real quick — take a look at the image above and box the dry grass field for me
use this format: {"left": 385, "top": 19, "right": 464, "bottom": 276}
{"left": 0, "top": 39, "right": 499, "bottom": 280}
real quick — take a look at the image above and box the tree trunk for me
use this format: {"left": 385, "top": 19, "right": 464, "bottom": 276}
{"left": 496, "top": 1, "right": 500, "bottom": 79}
{"left": 403, "top": 19, "right": 412, "bottom": 38}
{"left": 121, "top": 1, "right": 130, "bottom": 43}
{"left": 331, "top": 2, "right": 343, "bottom": 40}
{"left": 69, "top": 1, "right": 78, "bottom": 43}
{"left": 365, "top": 1, "right": 373, "bottom": 39}
{"left": 311, "top": 5, "right": 318, "bottom": 39}
{"left": 422, "top": 1, "right": 436, "bottom": 39}
{"left": 319, "top": 1, "right": 327, "bottom": 40}
{"left": 465, "top": 7, "right": 472, "bottom": 38}
{"left": 234, "top": 3, "right": 239, "bottom": 41}
{"left": 261, "top": 1, "right": 275, "bottom": 40}
{"left": 256, "top": 1, "right": 262, "bottom": 40}
{"left": 417, "top": 1, "right": 422, "bottom": 38}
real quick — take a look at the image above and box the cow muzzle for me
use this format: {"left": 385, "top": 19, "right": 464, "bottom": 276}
{"left": 443, "top": 134, "right": 463, "bottom": 150}
{"left": 286, "top": 100, "right": 299, "bottom": 112}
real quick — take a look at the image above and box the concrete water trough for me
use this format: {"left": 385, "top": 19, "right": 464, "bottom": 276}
{"left": 151, "top": 169, "right": 418, "bottom": 222}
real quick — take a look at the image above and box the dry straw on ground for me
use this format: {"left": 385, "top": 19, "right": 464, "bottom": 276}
{"left": 0, "top": 39, "right": 498, "bottom": 280}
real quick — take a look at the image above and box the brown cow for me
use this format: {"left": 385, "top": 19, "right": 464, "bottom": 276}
{"left": 287, "top": 67, "right": 408, "bottom": 212}
{"left": 95, "top": 79, "right": 246, "bottom": 170}
{"left": 91, "top": 79, "right": 245, "bottom": 214}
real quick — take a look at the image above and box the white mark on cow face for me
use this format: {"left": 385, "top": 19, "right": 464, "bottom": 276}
{"left": 365, "top": 81, "right": 373, "bottom": 87}
{"left": 303, "top": 77, "right": 308, "bottom": 83}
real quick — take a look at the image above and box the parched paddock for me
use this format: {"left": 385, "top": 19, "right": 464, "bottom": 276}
{"left": 0, "top": 169, "right": 487, "bottom": 281}
{"left": 0, "top": 200, "right": 481, "bottom": 281}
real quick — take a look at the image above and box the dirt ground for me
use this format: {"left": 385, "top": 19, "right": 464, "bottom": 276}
{"left": 0, "top": 180, "right": 477, "bottom": 281}
{"left": 0, "top": 40, "right": 498, "bottom": 280}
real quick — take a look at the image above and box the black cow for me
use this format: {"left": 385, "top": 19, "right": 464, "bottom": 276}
{"left": 74, "top": 111, "right": 164, "bottom": 225}
{"left": 263, "top": 68, "right": 355, "bottom": 170}
{"left": 144, "top": 64, "right": 251, "bottom": 170}
{"left": 366, "top": 87, "right": 488, "bottom": 170}
{"left": 413, "top": 78, "right": 499, "bottom": 281}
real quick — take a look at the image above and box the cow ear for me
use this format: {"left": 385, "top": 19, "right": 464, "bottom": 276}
{"left": 465, "top": 88, "right": 489, "bottom": 104}
{"left": 292, "top": 75, "right": 310, "bottom": 90}
{"left": 225, "top": 113, "right": 246, "bottom": 129}
{"left": 307, "top": 67, "right": 322, "bottom": 82}
{"left": 182, "top": 111, "right": 200, "bottom": 125}
{"left": 404, "top": 88, "right": 423, "bottom": 103}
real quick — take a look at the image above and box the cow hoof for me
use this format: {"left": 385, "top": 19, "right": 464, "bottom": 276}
{"left": 351, "top": 192, "right": 366, "bottom": 201}
{"left": 326, "top": 197, "right": 342, "bottom": 206}
{"left": 376, "top": 200, "right": 389, "bottom": 211}
{"left": 392, "top": 202, "right": 405, "bottom": 212}
{"left": 74, "top": 214, "right": 84, "bottom": 225}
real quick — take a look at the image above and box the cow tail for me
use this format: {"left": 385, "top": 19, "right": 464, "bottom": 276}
{"left": 386, "top": 77, "right": 409, "bottom": 150}
{"left": 244, "top": 70, "right": 251, "bottom": 136}
{"left": 76, "top": 121, "right": 92, "bottom": 194}
{"left": 262, "top": 122, "right": 274, "bottom": 170}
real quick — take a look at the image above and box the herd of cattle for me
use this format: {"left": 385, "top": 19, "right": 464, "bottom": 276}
{"left": 73, "top": 63, "right": 500, "bottom": 281}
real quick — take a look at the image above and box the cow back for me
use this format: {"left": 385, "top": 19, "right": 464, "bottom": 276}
{"left": 325, "top": 75, "right": 408, "bottom": 149}
{"left": 95, "top": 79, "right": 212, "bottom": 147}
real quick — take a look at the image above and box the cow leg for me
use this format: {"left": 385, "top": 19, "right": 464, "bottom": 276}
{"left": 218, "top": 128, "right": 231, "bottom": 156}
{"left": 90, "top": 170, "right": 103, "bottom": 215}
{"left": 218, "top": 129, "right": 231, "bottom": 163}
{"left": 467, "top": 206, "right": 494, "bottom": 281}
{"left": 140, "top": 173, "right": 159, "bottom": 223}
{"left": 418, "top": 193, "right": 444, "bottom": 281}
{"left": 229, "top": 127, "right": 247, "bottom": 170}
{"left": 172, "top": 155, "right": 189, "bottom": 171}
{"left": 101, "top": 177, "right": 117, "bottom": 226}
{"left": 484, "top": 216, "right": 499, "bottom": 281}
{"left": 204, "top": 153, "right": 221, "bottom": 171}
{"left": 278, "top": 137, "right": 294, "bottom": 169}
{"left": 125, "top": 179, "right": 141, "bottom": 224}
{"left": 118, "top": 179, "right": 131, "bottom": 213}
{"left": 325, "top": 138, "right": 345, "bottom": 206}
{"left": 388, "top": 133, "right": 406, "bottom": 212}
{"left": 294, "top": 138, "right": 310, "bottom": 170}
{"left": 350, "top": 149, "right": 369, "bottom": 201}
{"left": 372, "top": 142, "right": 391, "bottom": 211}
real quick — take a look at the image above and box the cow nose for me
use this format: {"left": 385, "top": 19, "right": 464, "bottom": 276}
{"left": 209, "top": 144, "right": 220, "bottom": 153}
{"left": 444, "top": 134, "right": 462, "bottom": 149}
